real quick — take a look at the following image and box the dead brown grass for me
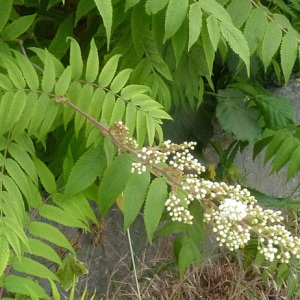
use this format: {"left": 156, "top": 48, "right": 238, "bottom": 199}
{"left": 111, "top": 252, "right": 294, "bottom": 300}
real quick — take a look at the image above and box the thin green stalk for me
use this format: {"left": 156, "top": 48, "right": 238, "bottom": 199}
{"left": 127, "top": 228, "right": 142, "bottom": 300}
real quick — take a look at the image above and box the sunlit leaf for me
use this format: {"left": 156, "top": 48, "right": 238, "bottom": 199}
{"left": 98, "top": 54, "right": 122, "bottom": 87}
{"left": 65, "top": 146, "right": 105, "bottom": 196}
{"left": 262, "top": 20, "right": 282, "bottom": 71}
{"left": 85, "top": 39, "right": 99, "bottom": 82}
{"left": 0, "top": 236, "right": 9, "bottom": 277}
{"left": 97, "top": 153, "right": 134, "bottom": 216}
{"left": 1, "top": 14, "right": 36, "bottom": 41}
{"left": 93, "top": 0, "right": 113, "bottom": 49}
{"left": 123, "top": 171, "right": 150, "bottom": 230}
{"left": 164, "top": 0, "right": 188, "bottom": 42}
{"left": 4, "top": 275, "right": 49, "bottom": 299}
{"left": 144, "top": 178, "right": 168, "bottom": 242}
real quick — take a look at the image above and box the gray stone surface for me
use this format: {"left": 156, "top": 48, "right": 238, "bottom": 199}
{"left": 234, "top": 79, "right": 300, "bottom": 200}
{"left": 60, "top": 206, "right": 173, "bottom": 299}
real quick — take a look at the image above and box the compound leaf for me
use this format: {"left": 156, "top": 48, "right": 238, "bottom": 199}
{"left": 93, "top": 0, "right": 113, "bottom": 49}
{"left": 109, "top": 97, "right": 126, "bottom": 125}
{"left": 164, "top": 0, "right": 188, "bottom": 42}
{"left": 28, "top": 221, "right": 75, "bottom": 254}
{"left": 1, "top": 14, "right": 36, "bottom": 41}
{"left": 146, "top": 113, "right": 155, "bottom": 145}
{"left": 2, "top": 56, "right": 26, "bottom": 89}
{"left": 0, "top": 73, "right": 13, "bottom": 90}
{"left": 272, "top": 136, "right": 298, "bottom": 172}
{"left": 6, "top": 90, "right": 26, "bottom": 131}
{"left": 288, "top": 146, "right": 300, "bottom": 180}
{"left": 121, "top": 84, "right": 150, "bottom": 100}
{"left": 202, "top": 22, "right": 215, "bottom": 76}
{"left": 53, "top": 192, "right": 98, "bottom": 225}
{"left": 27, "top": 238, "right": 62, "bottom": 266}
{"left": 38, "top": 98, "right": 59, "bottom": 138}
{"left": 123, "top": 171, "right": 150, "bottom": 230}
{"left": 216, "top": 88, "right": 261, "bottom": 142}
{"left": 39, "top": 204, "right": 88, "bottom": 229}
{"left": 226, "top": 0, "right": 252, "bottom": 28}
{"left": 4, "top": 275, "right": 49, "bottom": 299}
{"left": 175, "top": 235, "right": 201, "bottom": 278}
{"left": 7, "top": 142, "right": 38, "bottom": 185}
{"left": 32, "top": 157, "right": 56, "bottom": 194}
{"left": 12, "top": 50, "right": 39, "bottom": 90}
{"left": 12, "top": 256, "right": 58, "bottom": 281}
{"left": 5, "top": 158, "right": 30, "bottom": 199}
{"left": 98, "top": 54, "right": 122, "bottom": 87}
{"left": 0, "top": 0, "right": 13, "bottom": 32}
{"left": 281, "top": 32, "right": 298, "bottom": 84}
{"left": 254, "top": 95, "right": 294, "bottom": 130}
{"left": 0, "top": 236, "right": 9, "bottom": 277}
{"left": 101, "top": 91, "right": 115, "bottom": 124}
{"left": 206, "top": 15, "right": 220, "bottom": 52}
{"left": 144, "top": 177, "right": 168, "bottom": 242}
{"left": 85, "top": 39, "right": 99, "bottom": 83}
{"left": 97, "top": 153, "right": 134, "bottom": 216}
{"left": 65, "top": 146, "right": 105, "bottom": 196}
{"left": 125, "top": 102, "right": 137, "bottom": 136}
{"left": 172, "top": 18, "right": 188, "bottom": 66}
{"left": 178, "top": 239, "right": 201, "bottom": 277}
{"left": 27, "top": 93, "right": 49, "bottom": 135}
{"left": 219, "top": 21, "right": 250, "bottom": 75}
{"left": 41, "top": 50, "right": 56, "bottom": 93}
{"left": 262, "top": 20, "right": 282, "bottom": 71}
{"left": 145, "top": 0, "right": 169, "bottom": 14}
{"left": 68, "top": 37, "right": 83, "bottom": 79}
{"left": 199, "top": 0, "right": 231, "bottom": 23}
{"left": 265, "top": 130, "right": 289, "bottom": 163}
{"left": 188, "top": 2, "right": 202, "bottom": 51}
{"left": 3, "top": 217, "right": 29, "bottom": 250}
{"left": 110, "top": 68, "right": 132, "bottom": 93}
{"left": 244, "top": 7, "right": 268, "bottom": 55}
{"left": 55, "top": 66, "right": 72, "bottom": 96}
{"left": 137, "top": 109, "right": 147, "bottom": 146}
{"left": 74, "top": 83, "right": 94, "bottom": 137}
{"left": 145, "top": 38, "right": 173, "bottom": 81}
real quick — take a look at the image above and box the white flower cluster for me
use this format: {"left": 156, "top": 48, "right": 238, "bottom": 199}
{"left": 203, "top": 193, "right": 300, "bottom": 263}
{"left": 219, "top": 198, "right": 247, "bottom": 221}
{"left": 204, "top": 198, "right": 251, "bottom": 251}
{"left": 131, "top": 140, "right": 205, "bottom": 177}
{"left": 169, "top": 147, "right": 205, "bottom": 174}
{"left": 130, "top": 139, "right": 207, "bottom": 224}
{"left": 131, "top": 147, "right": 169, "bottom": 173}
{"left": 165, "top": 194, "right": 193, "bottom": 224}
{"left": 111, "top": 124, "right": 300, "bottom": 264}
{"left": 257, "top": 223, "right": 300, "bottom": 263}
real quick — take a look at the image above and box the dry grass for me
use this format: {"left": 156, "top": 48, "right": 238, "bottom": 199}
{"left": 110, "top": 251, "right": 295, "bottom": 300}
{"left": 75, "top": 208, "right": 300, "bottom": 299}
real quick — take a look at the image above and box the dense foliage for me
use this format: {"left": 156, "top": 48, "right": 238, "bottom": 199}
{"left": 1, "top": 0, "right": 300, "bottom": 298}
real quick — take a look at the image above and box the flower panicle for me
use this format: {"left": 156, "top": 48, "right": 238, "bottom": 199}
{"left": 110, "top": 122, "right": 300, "bottom": 264}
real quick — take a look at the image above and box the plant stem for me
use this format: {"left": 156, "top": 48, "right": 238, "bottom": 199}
{"left": 127, "top": 227, "right": 142, "bottom": 300}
